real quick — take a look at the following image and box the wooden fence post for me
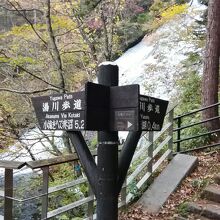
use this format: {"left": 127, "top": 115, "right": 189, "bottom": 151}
{"left": 87, "top": 183, "right": 94, "bottom": 219}
{"left": 4, "top": 169, "right": 13, "bottom": 220}
{"left": 148, "top": 132, "right": 154, "bottom": 173}
{"left": 41, "top": 166, "right": 49, "bottom": 220}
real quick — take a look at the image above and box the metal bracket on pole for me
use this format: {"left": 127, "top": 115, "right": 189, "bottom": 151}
{"left": 117, "top": 131, "right": 142, "bottom": 195}
{"left": 68, "top": 131, "right": 98, "bottom": 196}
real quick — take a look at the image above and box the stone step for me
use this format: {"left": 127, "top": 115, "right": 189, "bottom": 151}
{"left": 175, "top": 215, "right": 212, "bottom": 220}
{"left": 214, "top": 174, "right": 220, "bottom": 185}
{"left": 193, "top": 216, "right": 212, "bottom": 220}
{"left": 174, "top": 216, "right": 187, "bottom": 220}
{"left": 191, "top": 214, "right": 213, "bottom": 220}
{"left": 202, "top": 184, "right": 220, "bottom": 203}
{"left": 138, "top": 154, "right": 198, "bottom": 213}
{"left": 187, "top": 200, "right": 220, "bottom": 219}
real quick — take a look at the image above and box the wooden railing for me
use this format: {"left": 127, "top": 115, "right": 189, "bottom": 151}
{"left": 0, "top": 105, "right": 175, "bottom": 220}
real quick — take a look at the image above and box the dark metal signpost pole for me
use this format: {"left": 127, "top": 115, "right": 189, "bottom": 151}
{"left": 97, "top": 63, "right": 119, "bottom": 220}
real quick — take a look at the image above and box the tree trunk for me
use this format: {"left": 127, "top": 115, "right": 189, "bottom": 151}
{"left": 202, "top": 0, "right": 220, "bottom": 131}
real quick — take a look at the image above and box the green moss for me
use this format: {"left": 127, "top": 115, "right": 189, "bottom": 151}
{"left": 177, "top": 202, "right": 189, "bottom": 217}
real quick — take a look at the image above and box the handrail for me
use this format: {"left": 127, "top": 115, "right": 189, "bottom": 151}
{"left": 174, "top": 102, "right": 220, "bottom": 119}
{"left": 173, "top": 115, "right": 220, "bottom": 131}
{"left": 0, "top": 161, "right": 25, "bottom": 169}
{"left": 176, "top": 142, "right": 220, "bottom": 153}
{"left": 174, "top": 128, "right": 220, "bottom": 143}
{"left": 173, "top": 102, "right": 220, "bottom": 152}
{"left": 27, "top": 154, "right": 78, "bottom": 169}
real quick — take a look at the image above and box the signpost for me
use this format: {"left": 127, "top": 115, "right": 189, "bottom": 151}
{"left": 32, "top": 63, "right": 169, "bottom": 220}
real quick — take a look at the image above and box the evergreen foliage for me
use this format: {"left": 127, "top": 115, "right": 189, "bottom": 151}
{"left": 174, "top": 52, "right": 210, "bottom": 150}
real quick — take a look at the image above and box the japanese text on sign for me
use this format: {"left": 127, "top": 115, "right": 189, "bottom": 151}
{"left": 139, "top": 95, "right": 168, "bottom": 131}
{"left": 32, "top": 92, "right": 85, "bottom": 131}
{"left": 42, "top": 99, "right": 82, "bottom": 112}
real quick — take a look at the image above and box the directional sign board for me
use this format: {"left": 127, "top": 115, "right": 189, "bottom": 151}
{"left": 32, "top": 82, "right": 168, "bottom": 131}
{"left": 139, "top": 95, "right": 168, "bottom": 131}
{"left": 32, "top": 92, "right": 85, "bottom": 130}
{"left": 32, "top": 83, "right": 110, "bottom": 131}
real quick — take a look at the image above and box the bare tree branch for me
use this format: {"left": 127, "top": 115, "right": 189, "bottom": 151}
{"left": 68, "top": 0, "right": 98, "bottom": 64}
{"left": 54, "top": 28, "right": 76, "bottom": 37}
{"left": 38, "top": 129, "right": 62, "bottom": 156}
{"left": 19, "top": 65, "right": 68, "bottom": 91}
{"left": 0, "top": 51, "right": 68, "bottom": 91}
{"left": 60, "top": 50, "right": 89, "bottom": 55}
{"left": 0, "top": 87, "right": 60, "bottom": 94}
{"left": 6, "top": 0, "right": 48, "bottom": 46}
{"left": 0, "top": 4, "right": 43, "bottom": 14}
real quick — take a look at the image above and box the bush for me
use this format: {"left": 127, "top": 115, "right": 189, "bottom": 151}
{"left": 147, "top": 2, "right": 188, "bottom": 32}
{"left": 161, "top": 4, "right": 188, "bottom": 21}
{"left": 149, "top": 0, "right": 164, "bottom": 15}
{"left": 116, "top": 21, "right": 144, "bottom": 50}
{"left": 174, "top": 52, "right": 210, "bottom": 151}
{"left": 137, "top": 13, "right": 153, "bottom": 24}
{"left": 177, "top": 202, "right": 189, "bottom": 217}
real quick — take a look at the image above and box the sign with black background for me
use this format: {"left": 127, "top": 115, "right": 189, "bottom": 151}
{"left": 32, "top": 92, "right": 85, "bottom": 131}
{"left": 139, "top": 95, "right": 168, "bottom": 131}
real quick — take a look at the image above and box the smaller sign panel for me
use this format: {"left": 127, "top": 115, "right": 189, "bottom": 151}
{"left": 110, "top": 84, "right": 139, "bottom": 131}
{"left": 139, "top": 95, "right": 168, "bottom": 131}
{"left": 110, "top": 84, "right": 139, "bottom": 108}
{"left": 32, "top": 92, "right": 85, "bottom": 131}
{"left": 113, "top": 109, "right": 137, "bottom": 131}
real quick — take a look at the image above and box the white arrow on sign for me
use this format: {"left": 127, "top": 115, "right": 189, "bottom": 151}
{"left": 127, "top": 121, "right": 133, "bottom": 128}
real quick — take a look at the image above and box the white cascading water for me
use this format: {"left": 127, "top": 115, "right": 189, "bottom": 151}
{"left": 115, "top": 0, "right": 206, "bottom": 99}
